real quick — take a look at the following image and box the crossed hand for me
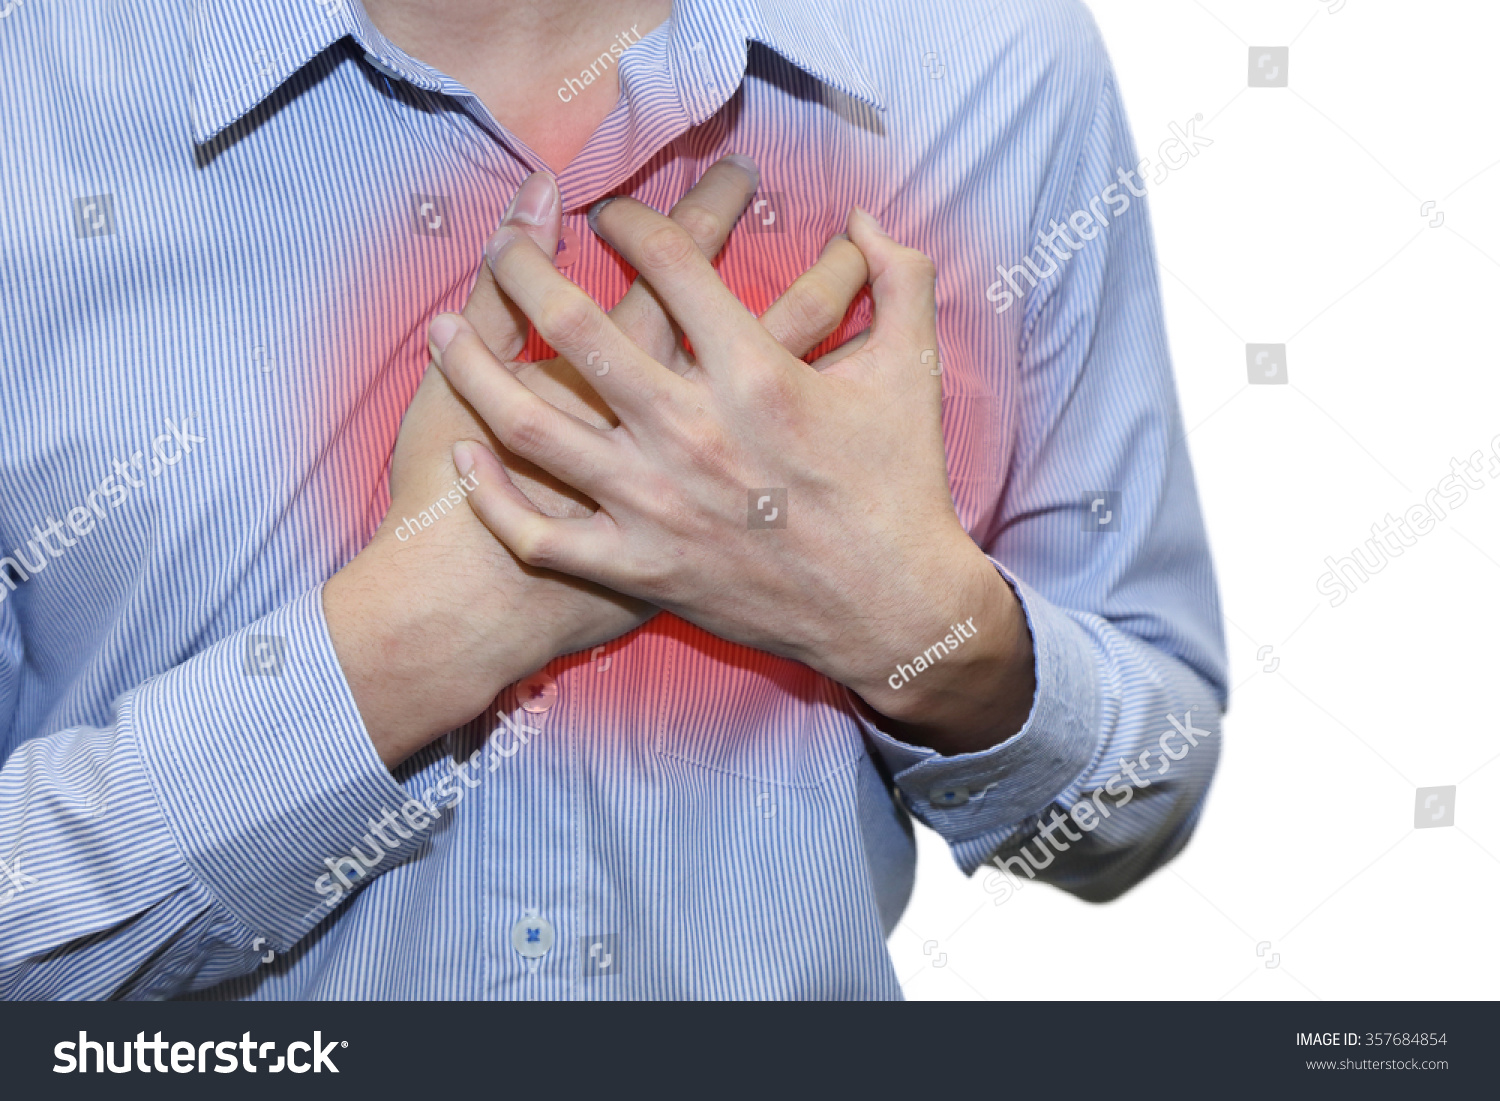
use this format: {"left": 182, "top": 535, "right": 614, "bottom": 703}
{"left": 326, "top": 156, "right": 1030, "bottom": 769}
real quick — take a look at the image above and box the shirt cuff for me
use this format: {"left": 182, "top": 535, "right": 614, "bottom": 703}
{"left": 855, "top": 558, "right": 1101, "bottom": 872}
{"left": 127, "top": 585, "right": 428, "bottom": 949}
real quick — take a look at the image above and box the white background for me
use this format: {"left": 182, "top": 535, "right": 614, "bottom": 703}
{"left": 891, "top": 0, "right": 1500, "bottom": 1000}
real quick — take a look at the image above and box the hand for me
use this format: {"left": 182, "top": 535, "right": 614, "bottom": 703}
{"left": 432, "top": 203, "right": 1037, "bottom": 754}
{"left": 326, "top": 157, "right": 874, "bottom": 767}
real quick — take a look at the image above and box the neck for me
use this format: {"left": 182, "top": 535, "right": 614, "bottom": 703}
{"left": 363, "top": 0, "right": 631, "bottom": 60}
{"left": 363, "top": 0, "right": 674, "bottom": 172}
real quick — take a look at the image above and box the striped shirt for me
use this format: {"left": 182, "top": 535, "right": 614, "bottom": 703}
{"left": 0, "top": 0, "right": 1226, "bottom": 999}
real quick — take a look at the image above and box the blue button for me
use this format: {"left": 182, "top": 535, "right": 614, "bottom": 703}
{"left": 929, "top": 783, "right": 970, "bottom": 808}
{"left": 512, "top": 911, "right": 554, "bottom": 959}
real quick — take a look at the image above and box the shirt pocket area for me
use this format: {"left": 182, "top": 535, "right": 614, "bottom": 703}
{"left": 652, "top": 615, "right": 867, "bottom": 788}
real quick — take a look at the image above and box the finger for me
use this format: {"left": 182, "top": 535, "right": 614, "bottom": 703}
{"left": 458, "top": 172, "right": 562, "bottom": 362}
{"left": 453, "top": 438, "right": 620, "bottom": 581}
{"left": 610, "top": 154, "right": 760, "bottom": 363}
{"left": 808, "top": 328, "right": 870, "bottom": 371}
{"left": 587, "top": 196, "right": 775, "bottom": 370}
{"left": 484, "top": 227, "right": 684, "bottom": 422}
{"left": 845, "top": 207, "right": 939, "bottom": 354}
{"left": 759, "top": 235, "right": 870, "bottom": 361}
{"left": 432, "top": 312, "right": 619, "bottom": 497}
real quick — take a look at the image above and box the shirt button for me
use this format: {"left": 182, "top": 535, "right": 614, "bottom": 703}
{"left": 929, "top": 783, "right": 970, "bottom": 808}
{"left": 512, "top": 911, "right": 554, "bottom": 959}
{"left": 555, "top": 223, "right": 581, "bottom": 268}
{"left": 516, "top": 671, "right": 558, "bottom": 713}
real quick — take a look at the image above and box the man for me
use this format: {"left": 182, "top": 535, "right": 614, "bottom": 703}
{"left": 0, "top": 0, "right": 1225, "bottom": 999}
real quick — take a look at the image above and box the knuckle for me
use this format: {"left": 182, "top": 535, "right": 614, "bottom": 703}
{"left": 515, "top": 523, "right": 557, "bottom": 568}
{"left": 674, "top": 418, "right": 731, "bottom": 473}
{"left": 763, "top": 369, "right": 799, "bottom": 409}
{"left": 741, "top": 365, "right": 797, "bottom": 418}
{"left": 503, "top": 403, "right": 551, "bottom": 457}
{"left": 540, "top": 291, "right": 599, "bottom": 350}
{"left": 670, "top": 203, "right": 723, "bottom": 251}
{"left": 733, "top": 333, "right": 798, "bottom": 406}
{"left": 637, "top": 222, "right": 700, "bottom": 273}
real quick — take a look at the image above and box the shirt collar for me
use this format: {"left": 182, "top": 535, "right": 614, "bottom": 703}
{"left": 188, "top": 0, "right": 883, "bottom": 145}
{"left": 729, "top": 0, "right": 884, "bottom": 110}
{"left": 189, "top": 0, "right": 350, "bottom": 144}
{"left": 676, "top": 0, "right": 884, "bottom": 119}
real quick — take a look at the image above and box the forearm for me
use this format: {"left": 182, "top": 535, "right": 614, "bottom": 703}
{"left": 331, "top": 360, "right": 642, "bottom": 771}
{"left": 843, "top": 541, "right": 1036, "bottom": 756}
{"left": 325, "top": 533, "right": 535, "bottom": 770}
{"left": 1, "top": 590, "right": 425, "bottom": 997}
{"left": 323, "top": 514, "right": 641, "bottom": 771}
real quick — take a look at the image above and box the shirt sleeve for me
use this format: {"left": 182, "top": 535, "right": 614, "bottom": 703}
{"left": 861, "top": 55, "right": 1228, "bottom": 900}
{"left": 0, "top": 584, "right": 432, "bottom": 999}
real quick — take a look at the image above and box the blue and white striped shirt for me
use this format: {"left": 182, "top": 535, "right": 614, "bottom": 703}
{"left": 0, "top": 0, "right": 1225, "bottom": 999}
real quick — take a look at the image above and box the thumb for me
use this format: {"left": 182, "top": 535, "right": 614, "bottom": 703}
{"left": 844, "top": 206, "right": 937, "bottom": 357}
{"left": 462, "top": 171, "right": 563, "bottom": 362}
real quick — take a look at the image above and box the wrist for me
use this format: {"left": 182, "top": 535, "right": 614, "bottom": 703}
{"left": 324, "top": 531, "right": 544, "bottom": 769}
{"left": 848, "top": 543, "right": 1035, "bottom": 755}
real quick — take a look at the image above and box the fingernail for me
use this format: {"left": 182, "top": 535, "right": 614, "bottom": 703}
{"left": 452, "top": 440, "right": 478, "bottom": 478}
{"left": 503, "top": 171, "right": 557, "bottom": 228}
{"left": 721, "top": 152, "right": 760, "bottom": 186}
{"left": 586, "top": 196, "right": 619, "bottom": 234}
{"left": 429, "top": 313, "right": 461, "bottom": 356}
{"left": 484, "top": 224, "right": 523, "bottom": 270}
